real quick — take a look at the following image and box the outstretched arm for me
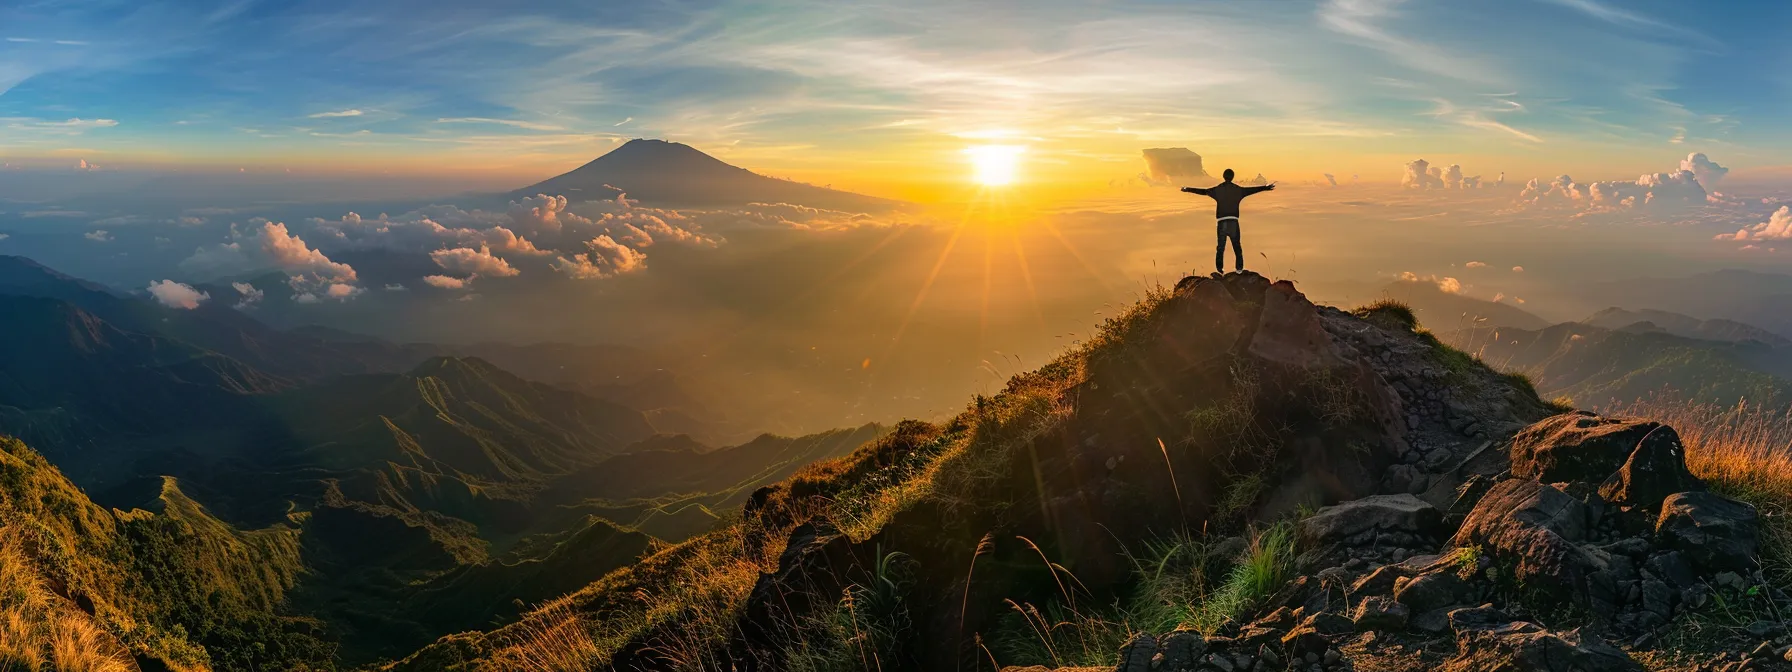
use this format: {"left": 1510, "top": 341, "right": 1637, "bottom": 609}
{"left": 1181, "top": 186, "right": 1210, "bottom": 195}
{"left": 1242, "top": 183, "right": 1277, "bottom": 196}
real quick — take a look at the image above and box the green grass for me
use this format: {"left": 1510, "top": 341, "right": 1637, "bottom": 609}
{"left": 1351, "top": 299, "right": 1418, "bottom": 331}
{"left": 991, "top": 520, "right": 1300, "bottom": 668}
{"left": 0, "top": 436, "right": 333, "bottom": 671}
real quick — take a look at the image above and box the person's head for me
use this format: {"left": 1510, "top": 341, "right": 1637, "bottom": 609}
{"left": 1223, "top": 168, "right": 1235, "bottom": 182}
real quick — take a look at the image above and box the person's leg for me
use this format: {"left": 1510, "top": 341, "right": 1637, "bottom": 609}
{"left": 1230, "top": 220, "right": 1244, "bottom": 271}
{"left": 1214, "top": 221, "right": 1225, "bottom": 274}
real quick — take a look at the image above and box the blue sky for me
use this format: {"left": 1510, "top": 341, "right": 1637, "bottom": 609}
{"left": 3, "top": 0, "right": 1790, "bottom": 195}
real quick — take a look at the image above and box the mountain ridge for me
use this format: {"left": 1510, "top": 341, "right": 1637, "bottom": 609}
{"left": 512, "top": 138, "right": 904, "bottom": 211}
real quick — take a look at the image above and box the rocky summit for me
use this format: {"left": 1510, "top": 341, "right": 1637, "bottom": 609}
{"left": 999, "top": 275, "right": 1785, "bottom": 672}
{"left": 380, "top": 271, "right": 1784, "bottom": 672}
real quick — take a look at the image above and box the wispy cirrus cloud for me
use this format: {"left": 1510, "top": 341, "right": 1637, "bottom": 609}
{"left": 307, "top": 109, "right": 364, "bottom": 118}
{"left": 435, "top": 117, "right": 566, "bottom": 132}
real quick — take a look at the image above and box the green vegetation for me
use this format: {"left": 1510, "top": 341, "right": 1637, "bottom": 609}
{"left": 0, "top": 436, "right": 332, "bottom": 671}
{"left": 783, "top": 547, "right": 919, "bottom": 672}
{"left": 1350, "top": 299, "right": 1417, "bottom": 331}
{"left": 991, "top": 521, "right": 1300, "bottom": 667}
{"left": 1444, "top": 324, "right": 1792, "bottom": 411}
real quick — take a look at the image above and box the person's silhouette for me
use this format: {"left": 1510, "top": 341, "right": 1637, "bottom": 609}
{"left": 1182, "top": 168, "right": 1275, "bottom": 274}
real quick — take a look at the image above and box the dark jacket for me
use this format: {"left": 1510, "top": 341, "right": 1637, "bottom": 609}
{"left": 1184, "top": 181, "right": 1272, "bottom": 219}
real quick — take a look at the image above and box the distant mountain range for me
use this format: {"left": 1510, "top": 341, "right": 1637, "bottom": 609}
{"left": 1582, "top": 306, "right": 1790, "bottom": 346}
{"left": 1439, "top": 320, "right": 1792, "bottom": 409}
{"left": 1372, "top": 278, "right": 1550, "bottom": 331}
{"left": 0, "top": 253, "right": 888, "bottom": 665}
{"left": 1580, "top": 269, "right": 1792, "bottom": 338}
{"left": 512, "top": 138, "right": 903, "bottom": 211}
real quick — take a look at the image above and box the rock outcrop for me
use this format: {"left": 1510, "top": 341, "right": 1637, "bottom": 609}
{"left": 1006, "top": 277, "right": 1781, "bottom": 672}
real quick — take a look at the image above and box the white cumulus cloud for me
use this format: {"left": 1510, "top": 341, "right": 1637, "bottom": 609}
{"left": 147, "top": 280, "right": 208, "bottom": 309}
{"left": 430, "top": 245, "right": 519, "bottom": 277}
{"left": 1717, "top": 206, "right": 1792, "bottom": 242}
{"left": 551, "top": 235, "right": 648, "bottom": 280}
{"left": 422, "top": 275, "right": 469, "bottom": 289}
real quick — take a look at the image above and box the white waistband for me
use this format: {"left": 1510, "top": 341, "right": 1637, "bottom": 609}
{"left": 1216, "top": 216, "right": 1239, "bottom": 222}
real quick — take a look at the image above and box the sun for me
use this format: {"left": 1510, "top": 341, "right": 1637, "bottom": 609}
{"left": 965, "top": 144, "right": 1025, "bottom": 186}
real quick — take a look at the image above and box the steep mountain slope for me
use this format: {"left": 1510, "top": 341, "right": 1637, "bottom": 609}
{"left": 1440, "top": 322, "right": 1792, "bottom": 408}
{"left": 0, "top": 295, "right": 283, "bottom": 486}
{"left": 0, "top": 436, "right": 328, "bottom": 671}
{"left": 512, "top": 139, "right": 903, "bottom": 211}
{"left": 386, "top": 272, "right": 1563, "bottom": 669}
{"left": 1583, "top": 306, "right": 1790, "bottom": 346}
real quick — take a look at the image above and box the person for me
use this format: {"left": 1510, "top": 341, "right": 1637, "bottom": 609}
{"left": 1182, "top": 169, "right": 1275, "bottom": 274}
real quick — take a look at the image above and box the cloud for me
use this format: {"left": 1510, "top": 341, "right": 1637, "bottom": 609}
{"left": 384, "top": 283, "right": 408, "bottom": 291}
{"left": 1465, "top": 261, "right": 1486, "bottom": 268}
{"left": 422, "top": 275, "right": 469, "bottom": 289}
{"left": 260, "top": 222, "right": 358, "bottom": 282}
{"left": 1517, "top": 175, "right": 1585, "bottom": 206}
{"left": 1140, "top": 148, "right": 1211, "bottom": 186}
{"left": 1679, "top": 152, "right": 1728, "bottom": 188}
{"left": 1398, "top": 271, "right": 1462, "bottom": 293}
{"left": 324, "top": 283, "right": 363, "bottom": 300}
{"left": 1716, "top": 206, "right": 1792, "bottom": 241}
{"left": 147, "top": 280, "right": 208, "bottom": 309}
{"left": 231, "top": 281, "right": 263, "bottom": 308}
{"left": 508, "top": 194, "right": 572, "bottom": 233}
{"left": 1402, "top": 159, "right": 1441, "bottom": 189}
{"left": 1513, "top": 266, "right": 1524, "bottom": 272}
{"left": 435, "top": 117, "right": 565, "bottom": 132}
{"left": 551, "top": 235, "right": 648, "bottom": 279}
{"left": 0, "top": 234, "right": 8, "bottom": 242}
{"left": 1323, "top": 173, "right": 1338, "bottom": 187}
{"left": 430, "top": 245, "right": 520, "bottom": 277}
{"left": 1522, "top": 155, "right": 1728, "bottom": 212}
{"left": 1402, "top": 159, "right": 1484, "bottom": 190}
{"left": 180, "top": 221, "right": 358, "bottom": 286}
{"left": 476, "top": 226, "right": 550, "bottom": 255}
{"left": 308, "top": 109, "right": 363, "bottom": 118}
{"left": 84, "top": 230, "right": 112, "bottom": 242}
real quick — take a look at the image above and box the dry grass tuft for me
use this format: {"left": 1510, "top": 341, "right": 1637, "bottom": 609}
{"left": 0, "top": 533, "right": 136, "bottom": 672}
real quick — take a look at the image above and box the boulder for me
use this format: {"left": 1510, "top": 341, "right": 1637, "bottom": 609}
{"left": 1157, "top": 630, "right": 1207, "bottom": 671}
{"left": 1510, "top": 413, "right": 1661, "bottom": 484}
{"left": 1655, "top": 491, "right": 1759, "bottom": 572}
{"left": 1349, "top": 564, "right": 1413, "bottom": 598}
{"left": 1352, "top": 595, "right": 1410, "bottom": 631}
{"left": 1394, "top": 570, "right": 1470, "bottom": 613}
{"left": 1597, "top": 425, "right": 1702, "bottom": 510}
{"left": 1118, "top": 632, "right": 1156, "bottom": 672}
{"left": 1300, "top": 494, "right": 1442, "bottom": 544}
{"left": 1451, "top": 479, "right": 1602, "bottom": 597}
{"left": 1249, "top": 280, "right": 1345, "bottom": 369}
{"left": 1445, "top": 623, "right": 1642, "bottom": 672}
{"left": 1446, "top": 606, "right": 1512, "bottom": 635}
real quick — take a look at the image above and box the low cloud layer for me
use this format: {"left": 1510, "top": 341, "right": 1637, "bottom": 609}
{"left": 1717, "top": 206, "right": 1792, "bottom": 242}
{"left": 1517, "top": 153, "right": 1727, "bottom": 211}
{"left": 161, "top": 192, "right": 895, "bottom": 307}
